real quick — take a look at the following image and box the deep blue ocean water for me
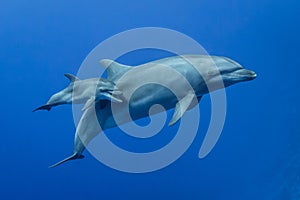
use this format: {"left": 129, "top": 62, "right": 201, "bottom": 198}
{"left": 1, "top": 0, "right": 299, "bottom": 199}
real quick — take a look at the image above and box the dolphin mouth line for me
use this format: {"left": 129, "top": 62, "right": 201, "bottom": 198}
{"left": 101, "top": 87, "right": 122, "bottom": 95}
{"left": 106, "top": 89, "right": 122, "bottom": 96}
{"left": 208, "top": 68, "right": 257, "bottom": 83}
{"left": 222, "top": 69, "right": 257, "bottom": 80}
{"left": 233, "top": 69, "right": 257, "bottom": 79}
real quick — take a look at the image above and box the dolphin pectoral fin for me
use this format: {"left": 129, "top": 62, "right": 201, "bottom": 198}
{"left": 32, "top": 105, "right": 52, "bottom": 112}
{"left": 168, "top": 93, "right": 196, "bottom": 126}
{"left": 187, "top": 95, "right": 203, "bottom": 111}
{"left": 82, "top": 97, "right": 96, "bottom": 111}
{"left": 49, "top": 153, "right": 84, "bottom": 168}
{"left": 72, "top": 104, "right": 101, "bottom": 166}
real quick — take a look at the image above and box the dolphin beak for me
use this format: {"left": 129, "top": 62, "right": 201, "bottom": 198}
{"left": 111, "top": 88, "right": 122, "bottom": 96}
{"left": 101, "top": 92, "right": 123, "bottom": 103}
{"left": 101, "top": 87, "right": 123, "bottom": 103}
{"left": 234, "top": 69, "right": 257, "bottom": 80}
{"left": 222, "top": 68, "right": 257, "bottom": 82}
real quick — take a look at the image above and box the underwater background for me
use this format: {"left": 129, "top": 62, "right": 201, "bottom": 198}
{"left": 0, "top": 0, "right": 299, "bottom": 199}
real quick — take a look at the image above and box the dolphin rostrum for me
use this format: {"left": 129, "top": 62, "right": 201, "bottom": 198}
{"left": 36, "top": 55, "right": 256, "bottom": 167}
{"left": 33, "top": 74, "right": 123, "bottom": 112}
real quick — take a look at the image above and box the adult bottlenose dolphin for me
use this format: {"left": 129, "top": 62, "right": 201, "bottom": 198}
{"left": 33, "top": 74, "right": 122, "bottom": 112}
{"left": 36, "top": 55, "right": 256, "bottom": 168}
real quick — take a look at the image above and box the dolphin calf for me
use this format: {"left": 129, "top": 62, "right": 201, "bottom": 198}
{"left": 33, "top": 73, "right": 122, "bottom": 112}
{"left": 37, "top": 55, "right": 256, "bottom": 168}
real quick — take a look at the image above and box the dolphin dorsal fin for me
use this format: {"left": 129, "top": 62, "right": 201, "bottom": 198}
{"left": 64, "top": 73, "right": 80, "bottom": 82}
{"left": 99, "top": 59, "right": 131, "bottom": 82}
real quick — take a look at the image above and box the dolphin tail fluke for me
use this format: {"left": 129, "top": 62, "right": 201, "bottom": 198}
{"left": 32, "top": 105, "right": 52, "bottom": 112}
{"left": 49, "top": 153, "right": 84, "bottom": 168}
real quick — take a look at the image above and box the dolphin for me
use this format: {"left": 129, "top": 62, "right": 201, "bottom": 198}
{"left": 33, "top": 73, "right": 123, "bottom": 112}
{"left": 43, "top": 55, "right": 256, "bottom": 168}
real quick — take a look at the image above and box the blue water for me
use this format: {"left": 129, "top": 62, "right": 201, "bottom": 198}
{"left": 1, "top": 0, "right": 299, "bottom": 199}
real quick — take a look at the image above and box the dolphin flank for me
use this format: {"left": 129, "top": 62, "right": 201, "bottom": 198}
{"left": 34, "top": 55, "right": 256, "bottom": 167}
{"left": 33, "top": 74, "right": 123, "bottom": 112}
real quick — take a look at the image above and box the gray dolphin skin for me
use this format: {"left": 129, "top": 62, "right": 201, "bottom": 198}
{"left": 34, "top": 55, "right": 256, "bottom": 168}
{"left": 33, "top": 74, "right": 122, "bottom": 112}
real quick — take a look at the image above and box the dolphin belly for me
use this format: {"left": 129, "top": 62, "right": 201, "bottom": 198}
{"left": 35, "top": 54, "right": 256, "bottom": 167}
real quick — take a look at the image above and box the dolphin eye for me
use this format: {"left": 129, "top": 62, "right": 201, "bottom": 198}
{"left": 207, "top": 70, "right": 219, "bottom": 77}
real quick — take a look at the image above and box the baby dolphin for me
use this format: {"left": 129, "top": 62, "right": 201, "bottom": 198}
{"left": 37, "top": 55, "right": 256, "bottom": 167}
{"left": 33, "top": 74, "right": 123, "bottom": 112}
